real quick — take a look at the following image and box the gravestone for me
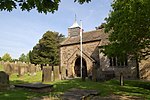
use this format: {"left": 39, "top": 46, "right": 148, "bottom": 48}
{"left": 11, "top": 63, "right": 18, "bottom": 73}
{"left": 42, "top": 67, "right": 52, "bottom": 82}
{"left": 0, "top": 71, "right": 9, "bottom": 85}
{"left": 30, "top": 64, "right": 36, "bottom": 76}
{"left": 35, "top": 64, "right": 41, "bottom": 72}
{"left": 4, "top": 62, "right": 12, "bottom": 75}
{"left": 18, "top": 66, "right": 25, "bottom": 77}
{"left": 54, "top": 66, "right": 60, "bottom": 81}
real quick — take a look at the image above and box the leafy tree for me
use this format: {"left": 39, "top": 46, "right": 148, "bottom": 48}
{"left": 104, "top": 0, "right": 150, "bottom": 78}
{"left": 0, "top": 0, "right": 91, "bottom": 14}
{"left": 96, "top": 23, "right": 106, "bottom": 30}
{"left": 12, "top": 59, "right": 19, "bottom": 62}
{"left": 30, "top": 31, "right": 65, "bottom": 65}
{"left": 19, "top": 53, "right": 26, "bottom": 62}
{"left": 0, "top": 57, "right": 2, "bottom": 61}
{"left": 19, "top": 53, "right": 30, "bottom": 62}
{"left": 2, "top": 53, "right": 12, "bottom": 62}
{"left": 29, "top": 45, "right": 41, "bottom": 64}
{"left": 26, "top": 52, "right": 30, "bottom": 63}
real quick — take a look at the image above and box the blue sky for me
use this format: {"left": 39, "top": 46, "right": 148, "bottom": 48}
{"left": 0, "top": 0, "right": 112, "bottom": 59}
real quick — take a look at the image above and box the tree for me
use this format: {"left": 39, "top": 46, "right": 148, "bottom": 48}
{"left": 29, "top": 45, "right": 41, "bottom": 64}
{"left": 26, "top": 52, "right": 30, "bottom": 63}
{"left": 19, "top": 53, "right": 26, "bottom": 62}
{"left": 0, "top": 0, "right": 91, "bottom": 14}
{"left": 19, "top": 53, "right": 30, "bottom": 62}
{"left": 30, "top": 31, "right": 65, "bottom": 65}
{"left": 95, "top": 23, "right": 106, "bottom": 30}
{"left": 2, "top": 53, "right": 12, "bottom": 62}
{"left": 12, "top": 59, "right": 19, "bottom": 62}
{"left": 104, "top": 0, "right": 150, "bottom": 78}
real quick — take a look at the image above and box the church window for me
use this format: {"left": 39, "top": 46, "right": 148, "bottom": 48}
{"left": 110, "top": 56, "right": 128, "bottom": 67}
{"left": 113, "top": 57, "right": 117, "bottom": 66}
{"left": 110, "top": 57, "right": 112, "bottom": 66}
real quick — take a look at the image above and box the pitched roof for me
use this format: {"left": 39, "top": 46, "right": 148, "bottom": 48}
{"left": 69, "top": 21, "right": 80, "bottom": 28}
{"left": 67, "top": 47, "right": 96, "bottom": 63}
{"left": 60, "top": 29, "right": 109, "bottom": 46}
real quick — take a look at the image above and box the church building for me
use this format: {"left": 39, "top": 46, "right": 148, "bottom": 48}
{"left": 60, "top": 20, "right": 150, "bottom": 80}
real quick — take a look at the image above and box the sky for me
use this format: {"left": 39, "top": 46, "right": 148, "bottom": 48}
{"left": 0, "top": 0, "right": 112, "bottom": 59}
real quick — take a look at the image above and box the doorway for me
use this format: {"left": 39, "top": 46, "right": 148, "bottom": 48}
{"left": 74, "top": 57, "right": 87, "bottom": 77}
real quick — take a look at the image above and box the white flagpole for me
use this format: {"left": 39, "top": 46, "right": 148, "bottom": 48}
{"left": 80, "top": 20, "right": 83, "bottom": 78}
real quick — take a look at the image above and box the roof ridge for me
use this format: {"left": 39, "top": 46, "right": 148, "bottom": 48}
{"left": 83, "top": 29, "right": 103, "bottom": 34}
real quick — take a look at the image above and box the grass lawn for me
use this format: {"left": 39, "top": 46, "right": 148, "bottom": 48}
{"left": 0, "top": 64, "right": 150, "bottom": 100}
{"left": 0, "top": 64, "right": 4, "bottom": 71}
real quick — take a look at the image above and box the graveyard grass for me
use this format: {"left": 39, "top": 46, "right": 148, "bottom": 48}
{"left": 0, "top": 65, "right": 150, "bottom": 99}
{"left": 0, "top": 64, "right": 3, "bottom": 71}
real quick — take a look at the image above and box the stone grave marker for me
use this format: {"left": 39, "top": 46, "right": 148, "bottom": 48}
{"left": 4, "top": 62, "right": 12, "bottom": 75}
{"left": 54, "top": 66, "right": 60, "bottom": 81}
{"left": 35, "top": 64, "right": 41, "bottom": 72}
{"left": 0, "top": 71, "right": 9, "bottom": 88}
{"left": 18, "top": 66, "right": 25, "bottom": 77}
{"left": 42, "top": 67, "right": 52, "bottom": 82}
{"left": 29, "top": 64, "right": 36, "bottom": 76}
{"left": 11, "top": 63, "right": 18, "bottom": 73}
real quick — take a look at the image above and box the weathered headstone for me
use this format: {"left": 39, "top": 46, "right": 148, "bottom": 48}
{"left": 61, "top": 65, "right": 67, "bottom": 79}
{"left": 35, "top": 64, "right": 41, "bottom": 72}
{"left": 0, "top": 71, "right": 9, "bottom": 85}
{"left": 28, "top": 64, "right": 36, "bottom": 76}
{"left": 11, "top": 63, "right": 18, "bottom": 73}
{"left": 18, "top": 66, "right": 25, "bottom": 77}
{"left": 54, "top": 66, "right": 60, "bottom": 81}
{"left": 42, "top": 67, "right": 52, "bottom": 82}
{"left": 3, "top": 62, "right": 12, "bottom": 75}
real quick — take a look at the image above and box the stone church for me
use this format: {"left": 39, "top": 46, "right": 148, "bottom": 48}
{"left": 60, "top": 20, "right": 150, "bottom": 80}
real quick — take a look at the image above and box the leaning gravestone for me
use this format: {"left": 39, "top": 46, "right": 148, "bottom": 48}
{"left": 0, "top": 71, "right": 9, "bottom": 89}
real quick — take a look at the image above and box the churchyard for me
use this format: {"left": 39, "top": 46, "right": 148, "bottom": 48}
{"left": 0, "top": 62, "right": 150, "bottom": 100}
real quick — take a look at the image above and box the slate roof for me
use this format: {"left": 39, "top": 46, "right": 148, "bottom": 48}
{"left": 60, "top": 29, "right": 109, "bottom": 46}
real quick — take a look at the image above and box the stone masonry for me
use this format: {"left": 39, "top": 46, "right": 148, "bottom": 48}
{"left": 60, "top": 20, "right": 149, "bottom": 80}
{"left": 60, "top": 41, "right": 100, "bottom": 78}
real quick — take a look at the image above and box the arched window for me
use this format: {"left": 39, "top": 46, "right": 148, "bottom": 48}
{"left": 109, "top": 56, "right": 128, "bottom": 67}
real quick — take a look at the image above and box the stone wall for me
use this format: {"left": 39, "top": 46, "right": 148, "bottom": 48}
{"left": 60, "top": 41, "right": 101, "bottom": 78}
{"left": 68, "top": 27, "right": 80, "bottom": 37}
{"left": 98, "top": 52, "right": 137, "bottom": 80}
{"left": 139, "top": 59, "right": 150, "bottom": 80}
